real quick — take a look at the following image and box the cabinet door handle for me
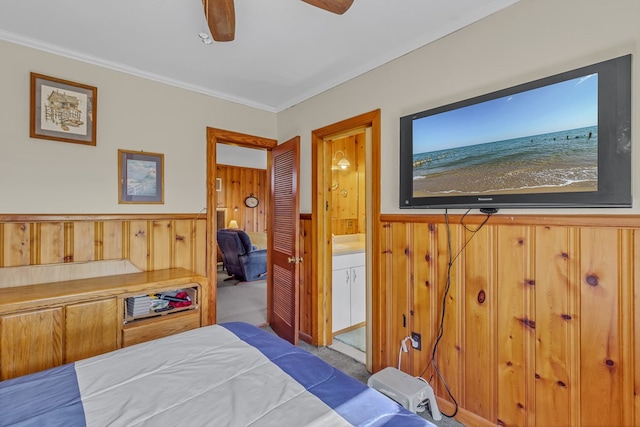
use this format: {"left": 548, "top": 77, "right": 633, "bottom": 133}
{"left": 345, "top": 270, "right": 350, "bottom": 284}
{"left": 351, "top": 269, "right": 356, "bottom": 281}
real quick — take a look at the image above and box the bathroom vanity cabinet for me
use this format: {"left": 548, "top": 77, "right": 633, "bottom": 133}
{"left": 332, "top": 251, "right": 366, "bottom": 332}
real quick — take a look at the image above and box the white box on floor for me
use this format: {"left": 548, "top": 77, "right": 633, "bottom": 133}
{"left": 367, "top": 367, "right": 442, "bottom": 420}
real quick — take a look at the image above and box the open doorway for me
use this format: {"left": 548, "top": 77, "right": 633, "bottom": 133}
{"left": 205, "top": 128, "right": 277, "bottom": 327}
{"left": 215, "top": 145, "right": 269, "bottom": 326}
{"left": 206, "top": 128, "right": 301, "bottom": 345}
{"left": 326, "top": 130, "right": 368, "bottom": 364}
{"left": 310, "top": 110, "right": 381, "bottom": 371}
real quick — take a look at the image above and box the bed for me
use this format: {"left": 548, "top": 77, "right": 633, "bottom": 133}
{"left": 0, "top": 322, "right": 435, "bottom": 426}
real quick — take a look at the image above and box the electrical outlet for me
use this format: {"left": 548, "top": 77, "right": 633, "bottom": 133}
{"left": 411, "top": 332, "right": 421, "bottom": 350}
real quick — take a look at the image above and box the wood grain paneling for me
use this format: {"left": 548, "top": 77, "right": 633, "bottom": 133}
{"left": 411, "top": 223, "right": 434, "bottom": 379}
{"left": 129, "top": 220, "right": 149, "bottom": 270}
{"left": 635, "top": 233, "right": 640, "bottom": 427}
{"left": 462, "top": 223, "right": 493, "bottom": 420}
{"left": 330, "top": 133, "right": 365, "bottom": 235}
{"left": 2, "top": 210, "right": 638, "bottom": 427}
{"left": 533, "top": 226, "right": 575, "bottom": 427}
{"left": 102, "top": 221, "right": 123, "bottom": 260}
{"left": 496, "top": 226, "right": 531, "bottom": 427}
{"left": 174, "top": 220, "right": 193, "bottom": 272}
{"left": 433, "top": 221, "right": 464, "bottom": 410}
{"left": 2, "top": 223, "right": 30, "bottom": 267}
{"left": 378, "top": 222, "right": 392, "bottom": 368}
{"left": 216, "top": 164, "right": 268, "bottom": 233}
{"left": 72, "top": 222, "right": 95, "bottom": 262}
{"left": 579, "top": 228, "right": 624, "bottom": 427}
{"left": 39, "top": 222, "right": 64, "bottom": 264}
{"left": 151, "top": 220, "right": 171, "bottom": 270}
{"left": 299, "top": 216, "right": 313, "bottom": 342}
{"left": 374, "top": 214, "right": 640, "bottom": 427}
{"left": 0, "top": 216, "right": 206, "bottom": 277}
{"left": 390, "top": 223, "right": 410, "bottom": 369}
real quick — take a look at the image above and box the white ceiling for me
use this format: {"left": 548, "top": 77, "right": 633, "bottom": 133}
{"left": 0, "top": 0, "right": 518, "bottom": 112}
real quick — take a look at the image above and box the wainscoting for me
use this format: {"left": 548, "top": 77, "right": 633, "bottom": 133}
{"left": 0, "top": 215, "right": 206, "bottom": 272}
{"left": 3, "top": 213, "right": 639, "bottom": 426}
{"left": 376, "top": 214, "right": 640, "bottom": 427}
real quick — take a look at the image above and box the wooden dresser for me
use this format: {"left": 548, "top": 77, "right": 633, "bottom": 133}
{"left": 0, "top": 267, "right": 208, "bottom": 380}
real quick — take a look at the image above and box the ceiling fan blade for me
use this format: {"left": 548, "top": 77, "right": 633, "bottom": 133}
{"left": 204, "top": 0, "right": 235, "bottom": 42}
{"left": 301, "top": 0, "right": 354, "bottom": 15}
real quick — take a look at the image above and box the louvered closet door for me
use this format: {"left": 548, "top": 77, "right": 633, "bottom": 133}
{"left": 269, "top": 136, "right": 300, "bottom": 345}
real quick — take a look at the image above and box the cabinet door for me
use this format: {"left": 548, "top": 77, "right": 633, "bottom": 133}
{"left": 0, "top": 307, "right": 64, "bottom": 380}
{"left": 332, "top": 268, "right": 351, "bottom": 332}
{"left": 65, "top": 298, "right": 118, "bottom": 363}
{"left": 350, "top": 265, "right": 366, "bottom": 325}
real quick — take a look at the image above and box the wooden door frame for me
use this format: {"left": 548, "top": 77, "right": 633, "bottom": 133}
{"left": 310, "top": 109, "right": 381, "bottom": 370}
{"left": 205, "top": 127, "right": 277, "bottom": 325}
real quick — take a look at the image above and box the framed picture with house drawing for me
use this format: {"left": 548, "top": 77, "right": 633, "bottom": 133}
{"left": 118, "top": 149, "right": 164, "bottom": 204}
{"left": 30, "top": 73, "right": 97, "bottom": 146}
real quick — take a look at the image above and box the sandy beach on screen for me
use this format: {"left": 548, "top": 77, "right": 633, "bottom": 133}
{"left": 413, "top": 161, "right": 597, "bottom": 197}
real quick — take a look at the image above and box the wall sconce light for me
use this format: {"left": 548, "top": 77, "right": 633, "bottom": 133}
{"left": 332, "top": 150, "right": 351, "bottom": 170}
{"left": 227, "top": 220, "right": 239, "bottom": 229}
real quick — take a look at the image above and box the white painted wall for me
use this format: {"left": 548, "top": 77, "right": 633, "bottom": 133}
{"left": 277, "top": 0, "right": 640, "bottom": 214}
{"left": 217, "top": 144, "right": 267, "bottom": 170}
{"left": 0, "top": 40, "right": 276, "bottom": 214}
{"left": 1, "top": 0, "right": 638, "bottom": 216}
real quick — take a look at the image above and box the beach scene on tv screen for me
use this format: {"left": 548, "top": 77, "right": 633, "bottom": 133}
{"left": 412, "top": 73, "right": 598, "bottom": 198}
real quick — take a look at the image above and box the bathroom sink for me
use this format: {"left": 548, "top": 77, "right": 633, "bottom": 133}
{"left": 332, "top": 235, "right": 365, "bottom": 254}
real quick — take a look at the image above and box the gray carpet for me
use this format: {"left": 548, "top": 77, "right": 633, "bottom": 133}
{"left": 216, "top": 272, "right": 267, "bottom": 325}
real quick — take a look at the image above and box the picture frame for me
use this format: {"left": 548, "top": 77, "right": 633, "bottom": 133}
{"left": 30, "top": 73, "right": 97, "bottom": 146}
{"left": 118, "top": 149, "right": 164, "bottom": 204}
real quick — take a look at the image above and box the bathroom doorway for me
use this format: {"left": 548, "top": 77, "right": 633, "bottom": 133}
{"left": 326, "top": 130, "right": 368, "bottom": 364}
{"left": 310, "top": 110, "right": 380, "bottom": 371}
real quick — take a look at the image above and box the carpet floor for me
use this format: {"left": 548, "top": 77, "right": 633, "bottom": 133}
{"left": 216, "top": 272, "right": 266, "bottom": 326}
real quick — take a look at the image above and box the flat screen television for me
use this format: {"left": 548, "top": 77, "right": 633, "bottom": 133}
{"left": 399, "top": 54, "right": 631, "bottom": 210}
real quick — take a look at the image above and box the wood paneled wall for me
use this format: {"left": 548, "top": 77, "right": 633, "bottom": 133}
{"left": 378, "top": 214, "right": 639, "bottom": 427}
{"left": 299, "top": 214, "right": 314, "bottom": 342}
{"left": 0, "top": 215, "right": 207, "bottom": 275}
{"left": 330, "top": 133, "right": 366, "bottom": 235}
{"left": 216, "top": 164, "right": 268, "bottom": 233}
{"left": 5, "top": 211, "right": 637, "bottom": 426}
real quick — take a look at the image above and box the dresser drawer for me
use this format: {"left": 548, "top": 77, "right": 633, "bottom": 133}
{"left": 122, "top": 309, "right": 200, "bottom": 347}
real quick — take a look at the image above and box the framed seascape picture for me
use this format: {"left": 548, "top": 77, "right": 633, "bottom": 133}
{"left": 30, "top": 73, "right": 97, "bottom": 146}
{"left": 118, "top": 150, "right": 164, "bottom": 204}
